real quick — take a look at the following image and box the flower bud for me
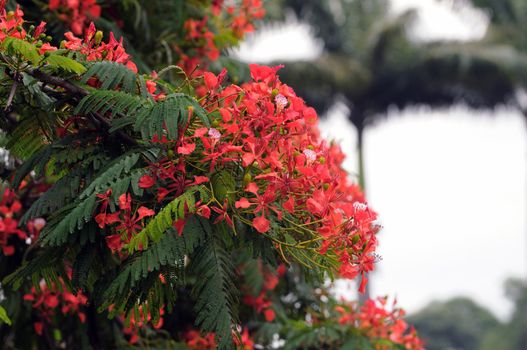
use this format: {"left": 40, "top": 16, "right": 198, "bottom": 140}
{"left": 243, "top": 173, "right": 252, "bottom": 186}
{"left": 94, "top": 31, "right": 103, "bottom": 45}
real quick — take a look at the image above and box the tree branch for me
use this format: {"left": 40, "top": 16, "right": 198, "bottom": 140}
{"left": 26, "top": 69, "right": 138, "bottom": 146}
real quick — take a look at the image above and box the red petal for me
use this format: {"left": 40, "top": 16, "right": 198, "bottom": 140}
{"left": 177, "top": 142, "right": 196, "bottom": 155}
{"left": 105, "top": 212, "right": 120, "bottom": 225}
{"left": 118, "top": 194, "right": 131, "bottom": 210}
{"left": 194, "top": 127, "right": 208, "bottom": 137}
{"left": 242, "top": 153, "right": 255, "bottom": 167}
{"left": 105, "top": 234, "right": 122, "bottom": 252}
{"left": 245, "top": 182, "right": 258, "bottom": 194}
{"left": 263, "top": 308, "right": 275, "bottom": 322}
{"left": 192, "top": 176, "right": 209, "bottom": 185}
{"left": 44, "top": 295, "right": 59, "bottom": 308}
{"left": 283, "top": 197, "right": 295, "bottom": 214}
{"left": 253, "top": 216, "right": 270, "bottom": 233}
{"left": 138, "top": 175, "right": 155, "bottom": 189}
{"left": 197, "top": 205, "right": 211, "bottom": 219}
{"left": 235, "top": 198, "right": 252, "bottom": 209}
{"left": 173, "top": 219, "right": 186, "bottom": 236}
{"left": 358, "top": 273, "right": 368, "bottom": 294}
{"left": 34, "top": 322, "right": 43, "bottom": 335}
{"left": 2, "top": 245, "right": 15, "bottom": 256}
{"left": 203, "top": 72, "right": 218, "bottom": 90}
{"left": 137, "top": 206, "right": 155, "bottom": 220}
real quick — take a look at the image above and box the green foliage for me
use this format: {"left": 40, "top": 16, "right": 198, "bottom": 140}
{"left": 190, "top": 221, "right": 239, "bottom": 350}
{"left": 20, "top": 168, "right": 82, "bottom": 224}
{"left": 5, "top": 114, "right": 50, "bottom": 160}
{"left": 45, "top": 53, "right": 87, "bottom": 74}
{"left": 407, "top": 297, "right": 499, "bottom": 350}
{"left": 78, "top": 152, "right": 140, "bottom": 199}
{"left": 100, "top": 216, "right": 206, "bottom": 319}
{"left": 74, "top": 89, "right": 148, "bottom": 119}
{"left": 82, "top": 61, "right": 136, "bottom": 92}
{"left": 3, "top": 247, "right": 68, "bottom": 290}
{"left": 480, "top": 279, "right": 527, "bottom": 350}
{"left": 0, "top": 305, "right": 12, "bottom": 326}
{"left": 132, "top": 93, "right": 210, "bottom": 140}
{"left": 75, "top": 90, "right": 210, "bottom": 141}
{"left": 40, "top": 196, "right": 98, "bottom": 246}
{"left": 129, "top": 186, "right": 207, "bottom": 250}
{"left": 2, "top": 37, "right": 40, "bottom": 64}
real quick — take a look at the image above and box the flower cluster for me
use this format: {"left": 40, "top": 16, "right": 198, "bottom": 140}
{"left": 119, "top": 306, "right": 164, "bottom": 344}
{"left": 63, "top": 22, "right": 138, "bottom": 72}
{"left": 0, "top": 3, "right": 25, "bottom": 42}
{"left": 241, "top": 263, "right": 285, "bottom": 322}
{"left": 176, "top": 0, "right": 265, "bottom": 76}
{"left": 95, "top": 191, "right": 154, "bottom": 253}
{"left": 0, "top": 4, "right": 58, "bottom": 56}
{"left": 335, "top": 298, "right": 425, "bottom": 350}
{"left": 48, "top": 0, "right": 101, "bottom": 35}
{"left": 183, "top": 327, "right": 254, "bottom": 350}
{"left": 23, "top": 278, "right": 88, "bottom": 335}
{"left": 0, "top": 187, "right": 45, "bottom": 256}
{"left": 133, "top": 64, "right": 380, "bottom": 290}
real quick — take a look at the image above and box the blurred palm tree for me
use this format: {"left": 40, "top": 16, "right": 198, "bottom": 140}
{"left": 265, "top": 0, "right": 527, "bottom": 300}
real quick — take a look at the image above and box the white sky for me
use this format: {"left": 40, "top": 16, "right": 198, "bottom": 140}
{"left": 235, "top": 0, "right": 527, "bottom": 320}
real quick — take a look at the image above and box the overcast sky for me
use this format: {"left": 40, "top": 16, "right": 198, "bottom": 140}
{"left": 235, "top": 0, "right": 527, "bottom": 319}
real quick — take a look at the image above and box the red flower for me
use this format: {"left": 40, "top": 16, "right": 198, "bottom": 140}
{"left": 264, "top": 308, "right": 275, "bottom": 322}
{"left": 138, "top": 174, "right": 156, "bottom": 189}
{"left": 248, "top": 64, "right": 283, "bottom": 83}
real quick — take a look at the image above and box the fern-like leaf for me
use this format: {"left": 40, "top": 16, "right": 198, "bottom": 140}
{"left": 190, "top": 221, "right": 239, "bottom": 350}
{"left": 40, "top": 195, "right": 98, "bottom": 246}
{"left": 81, "top": 61, "right": 137, "bottom": 93}
{"left": 12, "top": 146, "right": 53, "bottom": 188}
{"left": 79, "top": 152, "right": 140, "bottom": 199}
{"left": 20, "top": 169, "right": 82, "bottom": 224}
{"left": 99, "top": 217, "right": 206, "bottom": 319}
{"left": 128, "top": 186, "right": 203, "bottom": 251}
{"left": 134, "top": 93, "right": 210, "bottom": 140}
{"left": 74, "top": 90, "right": 148, "bottom": 119}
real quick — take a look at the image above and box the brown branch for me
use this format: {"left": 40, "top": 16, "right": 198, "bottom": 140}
{"left": 26, "top": 69, "right": 138, "bottom": 146}
{"left": 4, "top": 73, "right": 19, "bottom": 112}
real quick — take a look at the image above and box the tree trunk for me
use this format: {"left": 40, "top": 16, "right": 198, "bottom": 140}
{"left": 356, "top": 122, "right": 371, "bottom": 304}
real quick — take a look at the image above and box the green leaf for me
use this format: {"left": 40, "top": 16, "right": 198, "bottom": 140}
{"left": 79, "top": 152, "right": 140, "bottom": 199}
{"left": 0, "top": 305, "right": 11, "bottom": 326}
{"left": 2, "top": 37, "right": 40, "bottom": 64}
{"left": 45, "top": 54, "right": 87, "bottom": 74}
